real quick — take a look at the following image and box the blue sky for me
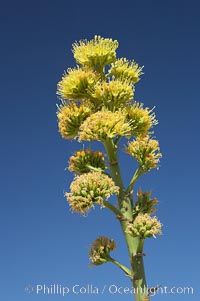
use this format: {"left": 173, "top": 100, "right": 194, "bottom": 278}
{"left": 1, "top": 0, "right": 200, "bottom": 300}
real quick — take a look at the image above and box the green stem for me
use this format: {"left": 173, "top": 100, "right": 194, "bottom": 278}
{"left": 113, "top": 135, "right": 121, "bottom": 146}
{"left": 104, "top": 138, "right": 148, "bottom": 301}
{"left": 131, "top": 239, "right": 148, "bottom": 301}
{"left": 108, "top": 257, "right": 133, "bottom": 278}
{"left": 104, "top": 138, "right": 125, "bottom": 200}
{"left": 103, "top": 200, "right": 122, "bottom": 216}
{"left": 126, "top": 166, "right": 143, "bottom": 195}
{"left": 86, "top": 165, "right": 103, "bottom": 172}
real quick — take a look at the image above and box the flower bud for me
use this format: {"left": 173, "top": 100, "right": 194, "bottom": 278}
{"left": 66, "top": 172, "right": 119, "bottom": 214}
{"left": 57, "top": 103, "right": 91, "bottom": 139}
{"left": 126, "top": 213, "right": 162, "bottom": 239}
{"left": 133, "top": 190, "right": 158, "bottom": 216}
{"left": 89, "top": 236, "right": 116, "bottom": 265}
{"left": 125, "top": 135, "right": 162, "bottom": 172}
{"left": 68, "top": 149, "right": 106, "bottom": 174}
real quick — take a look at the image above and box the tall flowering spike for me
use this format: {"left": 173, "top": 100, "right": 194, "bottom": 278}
{"left": 57, "top": 67, "right": 98, "bottom": 100}
{"left": 108, "top": 58, "right": 143, "bottom": 83}
{"left": 133, "top": 190, "right": 158, "bottom": 216}
{"left": 89, "top": 236, "right": 116, "bottom": 266}
{"left": 57, "top": 102, "right": 92, "bottom": 139}
{"left": 90, "top": 79, "right": 134, "bottom": 111}
{"left": 125, "top": 136, "right": 162, "bottom": 172}
{"left": 125, "top": 102, "right": 158, "bottom": 137}
{"left": 66, "top": 172, "right": 119, "bottom": 214}
{"left": 79, "top": 110, "right": 131, "bottom": 142}
{"left": 72, "top": 35, "right": 118, "bottom": 69}
{"left": 126, "top": 213, "right": 162, "bottom": 238}
{"left": 68, "top": 149, "right": 106, "bottom": 174}
{"left": 57, "top": 36, "right": 163, "bottom": 301}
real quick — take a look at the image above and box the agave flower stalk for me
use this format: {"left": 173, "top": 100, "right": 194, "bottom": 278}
{"left": 56, "top": 35, "right": 162, "bottom": 301}
{"left": 103, "top": 138, "right": 145, "bottom": 301}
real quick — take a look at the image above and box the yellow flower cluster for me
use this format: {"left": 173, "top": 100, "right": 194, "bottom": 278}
{"left": 57, "top": 103, "right": 91, "bottom": 139}
{"left": 57, "top": 68, "right": 98, "bottom": 100}
{"left": 66, "top": 172, "right": 119, "bottom": 213}
{"left": 126, "top": 213, "right": 162, "bottom": 238}
{"left": 125, "top": 136, "right": 162, "bottom": 172}
{"left": 68, "top": 149, "right": 106, "bottom": 174}
{"left": 89, "top": 236, "right": 116, "bottom": 265}
{"left": 125, "top": 103, "right": 157, "bottom": 137}
{"left": 90, "top": 80, "right": 134, "bottom": 111}
{"left": 72, "top": 35, "right": 118, "bottom": 69}
{"left": 79, "top": 110, "right": 131, "bottom": 141}
{"left": 108, "top": 58, "right": 143, "bottom": 83}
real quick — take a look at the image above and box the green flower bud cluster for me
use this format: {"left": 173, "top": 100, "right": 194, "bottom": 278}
{"left": 66, "top": 172, "right": 119, "bottom": 214}
{"left": 125, "top": 135, "right": 162, "bottom": 172}
{"left": 68, "top": 149, "right": 106, "bottom": 174}
{"left": 126, "top": 213, "right": 162, "bottom": 239}
{"left": 57, "top": 102, "right": 92, "bottom": 139}
{"left": 132, "top": 190, "right": 158, "bottom": 217}
{"left": 89, "top": 236, "right": 116, "bottom": 265}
